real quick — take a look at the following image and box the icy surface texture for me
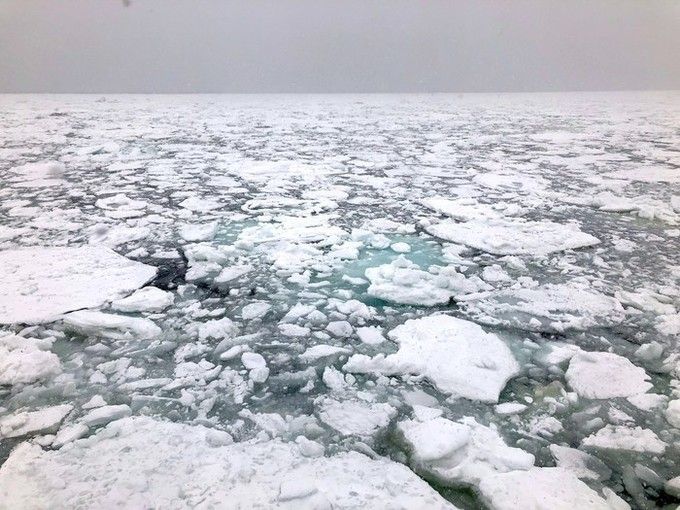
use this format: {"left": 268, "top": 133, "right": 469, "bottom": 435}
{"left": 0, "top": 93, "right": 679, "bottom": 509}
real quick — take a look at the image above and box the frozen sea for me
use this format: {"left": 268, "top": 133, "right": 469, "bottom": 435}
{"left": 0, "top": 93, "right": 678, "bottom": 509}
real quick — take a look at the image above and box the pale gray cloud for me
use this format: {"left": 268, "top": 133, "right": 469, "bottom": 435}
{"left": 1, "top": 0, "right": 679, "bottom": 92}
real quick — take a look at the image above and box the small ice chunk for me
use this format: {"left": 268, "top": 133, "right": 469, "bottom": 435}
{"left": 390, "top": 242, "right": 411, "bottom": 253}
{"left": 295, "top": 436, "right": 325, "bottom": 457}
{"left": 495, "top": 402, "right": 527, "bottom": 416}
{"left": 565, "top": 351, "right": 652, "bottom": 399}
{"left": 326, "top": 321, "right": 353, "bottom": 337}
{"left": 179, "top": 222, "right": 218, "bottom": 242}
{"left": 0, "top": 335, "right": 61, "bottom": 385}
{"left": 214, "top": 264, "right": 253, "bottom": 284}
{"left": 278, "top": 324, "right": 311, "bottom": 337}
{"left": 241, "top": 302, "right": 271, "bottom": 320}
{"left": 53, "top": 423, "right": 89, "bottom": 448}
{"left": 300, "top": 345, "right": 352, "bottom": 362}
{"left": 81, "top": 405, "right": 132, "bottom": 427}
{"left": 64, "top": 311, "right": 161, "bottom": 340}
{"left": 241, "top": 352, "right": 269, "bottom": 383}
{"left": 111, "top": 287, "right": 174, "bottom": 313}
{"left": 356, "top": 326, "right": 386, "bottom": 345}
{"left": 665, "top": 400, "right": 680, "bottom": 428}
{"left": 582, "top": 425, "right": 666, "bottom": 454}
{"left": 549, "top": 445, "right": 611, "bottom": 481}
{"left": 198, "top": 317, "right": 238, "bottom": 341}
{"left": 317, "top": 398, "right": 396, "bottom": 437}
{"left": 0, "top": 405, "right": 72, "bottom": 438}
{"left": 241, "top": 352, "right": 266, "bottom": 370}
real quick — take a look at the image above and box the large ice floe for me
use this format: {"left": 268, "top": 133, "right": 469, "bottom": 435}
{"left": 462, "top": 283, "right": 626, "bottom": 332}
{"left": 425, "top": 218, "right": 600, "bottom": 256}
{"left": 0, "top": 416, "right": 453, "bottom": 509}
{"left": 0, "top": 93, "right": 679, "bottom": 508}
{"left": 344, "top": 315, "right": 519, "bottom": 402}
{"left": 0, "top": 246, "right": 156, "bottom": 324}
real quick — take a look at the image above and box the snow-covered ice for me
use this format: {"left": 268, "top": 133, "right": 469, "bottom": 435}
{"left": 0, "top": 93, "right": 678, "bottom": 508}
{"left": 425, "top": 218, "right": 600, "bottom": 256}
{"left": 0, "top": 246, "right": 156, "bottom": 324}
{"left": 0, "top": 416, "right": 453, "bottom": 509}
{"left": 344, "top": 315, "right": 519, "bottom": 402}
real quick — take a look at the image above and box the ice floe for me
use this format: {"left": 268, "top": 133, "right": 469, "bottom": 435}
{"left": 463, "top": 283, "right": 625, "bottom": 332}
{"left": 0, "top": 246, "right": 156, "bottom": 324}
{"left": 0, "top": 416, "right": 455, "bottom": 509}
{"left": 344, "top": 315, "right": 519, "bottom": 402}
{"left": 425, "top": 218, "right": 600, "bottom": 256}
{"left": 0, "top": 334, "right": 61, "bottom": 386}
{"left": 399, "top": 415, "right": 534, "bottom": 486}
{"left": 365, "top": 256, "right": 489, "bottom": 306}
{"left": 478, "top": 467, "right": 611, "bottom": 510}
{"left": 565, "top": 351, "right": 652, "bottom": 399}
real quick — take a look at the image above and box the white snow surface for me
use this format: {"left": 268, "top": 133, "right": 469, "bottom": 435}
{"left": 0, "top": 416, "right": 455, "bottom": 509}
{"left": 344, "top": 315, "right": 519, "bottom": 402}
{"left": 0, "top": 246, "right": 156, "bottom": 324}
{"left": 399, "top": 416, "right": 534, "bottom": 486}
{"left": 565, "top": 351, "right": 652, "bottom": 399}
{"left": 478, "top": 467, "right": 611, "bottom": 510}
{"left": 464, "top": 283, "right": 625, "bottom": 332}
{"left": 425, "top": 218, "right": 600, "bottom": 256}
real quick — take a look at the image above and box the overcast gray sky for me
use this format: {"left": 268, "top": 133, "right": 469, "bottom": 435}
{"left": 1, "top": 0, "right": 679, "bottom": 93}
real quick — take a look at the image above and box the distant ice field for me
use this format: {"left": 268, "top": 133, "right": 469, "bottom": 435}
{"left": 0, "top": 93, "right": 678, "bottom": 509}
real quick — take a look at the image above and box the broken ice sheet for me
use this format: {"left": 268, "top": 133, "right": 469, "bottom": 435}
{"left": 0, "top": 93, "right": 679, "bottom": 509}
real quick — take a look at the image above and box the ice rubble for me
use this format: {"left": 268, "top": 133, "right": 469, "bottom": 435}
{"left": 425, "top": 218, "right": 600, "bottom": 256}
{"left": 344, "top": 315, "right": 519, "bottom": 402}
{"left": 0, "top": 416, "right": 454, "bottom": 509}
{"left": 1, "top": 94, "right": 679, "bottom": 509}
{"left": 0, "top": 246, "right": 156, "bottom": 324}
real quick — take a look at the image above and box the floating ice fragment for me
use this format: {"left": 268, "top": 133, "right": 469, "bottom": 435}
{"left": 0, "top": 404, "right": 72, "bottom": 439}
{"left": 426, "top": 218, "right": 600, "bottom": 256}
{"left": 478, "top": 467, "right": 611, "bottom": 510}
{"left": 0, "top": 416, "right": 454, "bottom": 508}
{"left": 463, "top": 283, "right": 624, "bottom": 332}
{"left": 64, "top": 311, "right": 161, "bottom": 340}
{"left": 565, "top": 351, "right": 652, "bottom": 399}
{"left": 0, "top": 334, "right": 61, "bottom": 385}
{"left": 111, "top": 287, "right": 173, "bottom": 313}
{"left": 365, "top": 256, "right": 488, "bottom": 306}
{"left": 355, "top": 326, "right": 386, "bottom": 345}
{"left": 344, "top": 315, "right": 519, "bottom": 402}
{"left": 0, "top": 246, "right": 156, "bottom": 325}
{"left": 582, "top": 425, "right": 666, "bottom": 454}
{"left": 399, "top": 416, "right": 534, "bottom": 487}
{"left": 317, "top": 398, "right": 396, "bottom": 437}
